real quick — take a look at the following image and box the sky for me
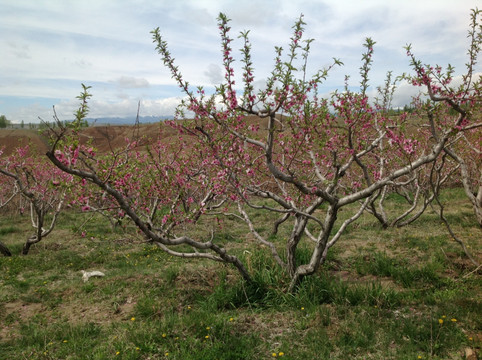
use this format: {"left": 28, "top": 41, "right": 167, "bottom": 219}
{"left": 0, "top": 0, "right": 480, "bottom": 123}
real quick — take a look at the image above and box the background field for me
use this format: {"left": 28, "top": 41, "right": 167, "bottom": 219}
{"left": 0, "top": 187, "right": 480, "bottom": 360}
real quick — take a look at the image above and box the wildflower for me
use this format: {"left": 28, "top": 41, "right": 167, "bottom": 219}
{"left": 63, "top": 340, "right": 68, "bottom": 343}
{"left": 162, "top": 333, "right": 167, "bottom": 338}
{"left": 165, "top": 352, "right": 169, "bottom": 356}
{"left": 279, "top": 352, "right": 285, "bottom": 357}
{"left": 418, "top": 356, "right": 422, "bottom": 359}
{"left": 438, "top": 319, "right": 444, "bottom": 325}
{"left": 272, "top": 353, "right": 277, "bottom": 357}
{"left": 205, "top": 335, "right": 210, "bottom": 339}
{"left": 136, "top": 347, "right": 140, "bottom": 351}
{"left": 229, "top": 317, "right": 234, "bottom": 322}
{"left": 442, "top": 315, "right": 446, "bottom": 318}
{"left": 131, "top": 317, "right": 136, "bottom": 321}
{"left": 451, "top": 318, "right": 457, "bottom": 322}
{"left": 206, "top": 326, "right": 211, "bottom": 330}
{"left": 116, "top": 351, "right": 120, "bottom": 356}
{"left": 469, "top": 337, "right": 473, "bottom": 341}
{"left": 301, "top": 307, "right": 305, "bottom": 311}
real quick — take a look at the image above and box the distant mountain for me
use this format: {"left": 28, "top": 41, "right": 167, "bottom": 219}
{"left": 86, "top": 115, "right": 174, "bottom": 126}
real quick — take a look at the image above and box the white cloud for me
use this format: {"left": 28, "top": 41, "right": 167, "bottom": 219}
{"left": 1, "top": 0, "right": 480, "bottom": 122}
{"left": 115, "top": 76, "right": 150, "bottom": 89}
{"left": 52, "top": 97, "right": 184, "bottom": 120}
{"left": 204, "top": 64, "right": 223, "bottom": 85}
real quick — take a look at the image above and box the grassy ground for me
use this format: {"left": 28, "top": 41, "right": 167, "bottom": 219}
{"left": 0, "top": 188, "right": 480, "bottom": 359}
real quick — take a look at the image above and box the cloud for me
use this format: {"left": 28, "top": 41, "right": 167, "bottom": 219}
{"left": 204, "top": 64, "right": 223, "bottom": 84}
{"left": 1, "top": 0, "right": 480, "bottom": 122}
{"left": 51, "top": 97, "right": 184, "bottom": 120}
{"left": 115, "top": 76, "right": 150, "bottom": 89}
{"left": 72, "top": 59, "right": 93, "bottom": 69}
{"left": 7, "top": 41, "right": 31, "bottom": 59}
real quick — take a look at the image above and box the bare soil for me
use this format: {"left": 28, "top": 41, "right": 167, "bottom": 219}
{"left": 0, "top": 116, "right": 270, "bottom": 157}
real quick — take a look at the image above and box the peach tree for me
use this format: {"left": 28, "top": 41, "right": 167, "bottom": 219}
{"left": 47, "top": 11, "right": 480, "bottom": 291}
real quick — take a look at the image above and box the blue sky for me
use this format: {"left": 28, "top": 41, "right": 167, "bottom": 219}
{"left": 0, "top": 0, "right": 480, "bottom": 123}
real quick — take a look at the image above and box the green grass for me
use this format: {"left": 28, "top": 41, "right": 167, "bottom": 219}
{"left": 0, "top": 188, "right": 480, "bottom": 359}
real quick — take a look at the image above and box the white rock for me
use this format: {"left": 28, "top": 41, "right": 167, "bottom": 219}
{"left": 80, "top": 270, "right": 105, "bottom": 282}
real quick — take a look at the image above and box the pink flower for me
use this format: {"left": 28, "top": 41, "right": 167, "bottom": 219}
{"left": 246, "top": 168, "right": 255, "bottom": 176}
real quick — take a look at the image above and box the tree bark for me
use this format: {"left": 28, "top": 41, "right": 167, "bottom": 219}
{"left": 0, "top": 241, "right": 12, "bottom": 256}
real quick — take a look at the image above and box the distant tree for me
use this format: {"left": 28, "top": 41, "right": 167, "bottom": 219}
{"left": 0, "top": 115, "right": 10, "bottom": 128}
{"left": 21, "top": 120, "right": 24, "bottom": 129}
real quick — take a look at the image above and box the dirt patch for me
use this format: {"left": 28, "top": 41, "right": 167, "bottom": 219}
{"left": 0, "top": 116, "right": 270, "bottom": 157}
{"left": 56, "top": 300, "right": 133, "bottom": 325}
{"left": 0, "top": 129, "right": 49, "bottom": 156}
{"left": 0, "top": 301, "right": 44, "bottom": 341}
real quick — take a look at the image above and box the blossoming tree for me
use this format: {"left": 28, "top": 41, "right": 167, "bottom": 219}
{"left": 47, "top": 10, "right": 480, "bottom": 291}
{"left": 0, "top": 146, "right": 72, "bottom": 255}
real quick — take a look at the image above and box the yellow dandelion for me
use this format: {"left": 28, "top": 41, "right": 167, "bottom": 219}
{"left": 301, "top": 307, "right": 305, "bottom": 311}
{"left": 63, "top": 340, "right": 68, "bottom": 343}
{"left": 438, "top": 319, "right": 444, "bottom": 325}
{"left": 116, "top": 351, "right": 120, "bottom": 356}
{"left": 418, "top": 356, "right": 422, "bottom": 359}
{"left": 442, "top": 315, "right": 446, "bottom": 318}
{"left": 451, "top": 318, "right": 457, "bottom": 322}
{"left": 205, "top": 335, "right": 210, "bottom": 339}
{"left": 162, "top": 333, "right": 167, "bottom": 338}
{"left": 469, "top": 337, "right": 473, "bottom": 341}
{"left": 165, "top": 352, "right": 169, "bottom": 356}
{"left": 131, "top": 317, "right": 136, "bottom": 321}
{"left": 136, "top": 347, "right": 140, "bottom": 351}
{"left": 229, "top": 317, "right": 234, "bottom": 322}
{"left": 206, "top": 326, "right": 211, "bottom": 330}
{"left": 272, "top": 353, "right": 277, "bottom": 357}
{"left": 279, "top": 351, "right": 285, "bottom": 357}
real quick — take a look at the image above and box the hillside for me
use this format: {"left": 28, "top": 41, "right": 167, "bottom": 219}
{"left": 0, "top": 129, "right": 49, "bottom": 156}
{"left": 0, "top": 116, "right": 270, "bottom": 157}
{"left": 0, "top": 123, "right": 176, "bottom": 157}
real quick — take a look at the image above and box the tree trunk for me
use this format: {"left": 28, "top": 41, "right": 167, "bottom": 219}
{"left": 22, "top": 234, "right": 41, "bottom": 255}
{"left": 0, "top": 241, "right": 12, "bottom": 256}
{"left": 22, "top": 239, "right": 33, "bottom": 255}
